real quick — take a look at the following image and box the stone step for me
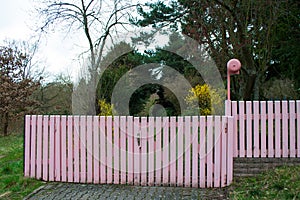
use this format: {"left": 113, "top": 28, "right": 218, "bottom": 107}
{"left": 233, "top": 173, "right": 258, "bottom": 178}
{"left": 234, "top": 157, "right": 300, "bottom": 164}
{"left": 233, "top": 157, "right": 300, "bottom": 178}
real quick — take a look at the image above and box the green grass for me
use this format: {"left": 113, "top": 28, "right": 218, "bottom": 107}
{"left": 230, "top": 165, "right": 300, "bottom": 199}
{"left": 0, "top": 134, "right": 44, "bottom": 200}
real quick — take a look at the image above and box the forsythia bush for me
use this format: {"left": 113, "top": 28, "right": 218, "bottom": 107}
{"left": 185, "top": 84, "right": 224, "bottom": 115}
{"left": 98, "top": 99, "right": 114, "bottom": 116}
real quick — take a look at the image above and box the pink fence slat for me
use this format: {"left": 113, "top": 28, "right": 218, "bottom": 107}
{"left": 282, "top": 102, "right": 289, "bottom": 157}
{"left": 227, "top": 116, "right": 234, "bottom": 185}
{"left": 184, "top": 116, "right": 191, "bottom": 187}
{"left": 225, "top": 100, "right": 231, "bottom": 116}
{"left": 55, "top": 116, "right": 61, "bottom": 182}
{"left": 80, "top": 116, "right": 86, "bottom": 183}
{"left": 36, "top": 116, "right": 43, "bottom": 180}
{"left": 120, "top": 116, "right": 127, "bottom": 184}
{"left": 221, "top": 117, "right": 227, "bottom": 187}
{"left": 206, "top": 116, "right": 213, "bottom": 187}
{"left": 127, "top": 116, "right": 134, "bottom": 184}
{"left": 93, "top": 116, "right": 100, "bottom": 184}
{"left": 42, "top": 116, "right": 49, "bottom": 181}
{"left": 260, "top": 102, "right": 267, "bottom": 157}
{"left": 113, "top": 116, "right": 120, "bottom": 184}
{"left": 133, "top": 117, "right": 140, "bottom": 185}
{"left": 49, "top": 116, "right": 55, "bottom": 181}
{"left": 30, "top": 115, "right": 37, "bottom": 178}
{"left": 106, "top": 116, "right": 113, "bottom": 184}
{"left": 232, "top": 101, "right": 238, "bottom": 157}
{"left": 177, "top": 117, "right": 184, "bottom": 186}
{"left": 267, "top": 101, "right": 274, "bottom": 157}
{"left": 162, "top": 117, "right": 169, "bottom": 186}
{"left": 67, "top": 116, "right": 73, "bottom": 182}
{"left": 199, "top": 116, "right": 206, "bottom": 188}
{"left": 155, "top": 117, "right": 162, "bottom": 185}
{"left": 275, "top": 101, "right": 281, "bottom": 157}
{"left": 192, "top": 116, "right": 198, "bottom": 188}
{"left": 99, "top": 116, "right": 106, "bottom": 183}
{"left": 246, "top": 102, "right": 253, "bottom": 157}
{"left": 86, "top": 116, "right": 93, "bottom": 183}
{"left": 148, "top": 117, "right": 155, "bottom": 185}
{"left": 253, "top": 101, "right": 259, "bottom": 157}
{"left": 297, "top": 101, "right": 300, "bottom": 157}
{"left": 213, "top": 116, "right": 221, "bottom": 187}
{"left": 61, "top": 116, "right": 67, "bottom": 182}
{"left": 141, "top": 117, "right": 148, "bottom": 186}
{"left": 73, "top": 116, "right": 80, "bottom": 183}
{"left": 24, "top": 115, "right": 31, "bottom": 177}
{"left": 239, "top": 101, "right": 245, "bottom": 157}
{"left": 170, "top": 117, "right": 177, "bottom": 185}
{"left": 289, "top": 101, "right": 296, "bottom": 157}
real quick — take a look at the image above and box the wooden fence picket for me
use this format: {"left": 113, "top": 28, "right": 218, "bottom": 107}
{"left": 199, "top": 116, "right": 206, "bottom": 188}
{"left": 192, "top": 116, "right": 199, "bottom": 188}
{"left": 43, "top": 115, "right": 49, "bottom": 181}
{"left": 261, "top": 102, "right": 267, "bottom": 157}
{"left": 289, "top": 101, "right": 296, "bottom": 157}
{"left": 141, "top": 117, "right": 147, "bottom": 186}
{"left": 36, "top": 115, "right": 43, "bottom": 180}
{"left": 113, "top": 116, "right": 120, "bottom": 184}
{"left": 155, "top": 117, "right": 162, "bottom": 186}
{"left": 206, "top": 116, "right": 213, "bottom": 187}
{"left": 268, "top": 101, "right": 274, "bottom": 157}
{"left": 106, "top": 116, "right": 113, "bottom": 184}
{"left": 253, "top": 101, "right": 259, "bottom": 157}
{"left": 239, "top": 101, "right": 245, "bottom": 157}
{"left": 86, "top": 116, "right": 93, "bottom": 183}
{"left": 148, "top": 117, "right": 155, "bottom": 185}
{"left": 170, "top": 117, "right": 177, "bottom": 185}
{"left": 184, "top": 116, "right": 191, "bottom": 187}
{"left": 93, "top": 116, "right": 99, "bottom": 184}
{"left": 49, "top": 116, "right": 55, "bottom": 181}
{"left": 162, "top": 117, "right": 169, "bottom": 186}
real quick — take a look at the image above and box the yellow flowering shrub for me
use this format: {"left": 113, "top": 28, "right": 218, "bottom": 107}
{"left": 185, "top": 84, "right": 225, "bottom": 115}
{"left": 98, "top": 99, "right": 114, "bottom": 116}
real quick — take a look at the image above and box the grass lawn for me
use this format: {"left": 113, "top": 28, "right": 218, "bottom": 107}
{"left": 230, "top": 165, "right": 300, "bottom": 199}
{"left": 0, "top": 134, "right": 44, "bottom": 199}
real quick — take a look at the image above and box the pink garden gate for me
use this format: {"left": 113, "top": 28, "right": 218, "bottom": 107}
{"left": 24, "top": 115, "right": 234, "bottom": 188}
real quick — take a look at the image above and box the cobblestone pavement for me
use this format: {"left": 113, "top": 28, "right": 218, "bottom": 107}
{"left": 25, "top": 183, "right": 229, "bottom": 200}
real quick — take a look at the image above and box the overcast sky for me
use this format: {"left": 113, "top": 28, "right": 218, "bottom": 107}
{"left": 0, "top": 0, "right": 164, "bottom": 82}
{"left": 0, "top": 0, "right": 85, "bottom": 81}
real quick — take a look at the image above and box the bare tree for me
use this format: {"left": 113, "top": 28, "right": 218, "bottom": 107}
{"left": 4, "top": 39, "right": 45, "bottom": 81}
{"left": 0, "top": 46, "right": 40, "bottom": 136}
{"left": 36, "top": 0, "right": 139, "bottom": 114}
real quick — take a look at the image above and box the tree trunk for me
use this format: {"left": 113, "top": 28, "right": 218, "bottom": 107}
{"left": 3, "top": 112, "right": 9, "bottom": 136}
{"left": 243, "top": 74, "right": 256, "bottom": 100}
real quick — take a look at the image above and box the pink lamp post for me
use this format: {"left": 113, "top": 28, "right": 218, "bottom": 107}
{"left": 227, "top": 59, "right": 241, "bottom": 100}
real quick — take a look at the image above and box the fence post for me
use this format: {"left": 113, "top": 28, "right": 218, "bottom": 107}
{"left": 227, "top": 116, "right": 234, "bottom": 185}
{"left": 225, "top": 100, "right": 231, "bottom": 116}
{"left": 24, "top": 115, "right": 31, "bottom": 177}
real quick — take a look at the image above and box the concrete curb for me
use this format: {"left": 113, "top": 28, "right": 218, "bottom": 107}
{"left": 23, "top": 182, "right": 49, "bottom": 200}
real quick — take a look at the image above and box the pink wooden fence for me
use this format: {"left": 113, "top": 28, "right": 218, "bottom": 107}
{"left": 226, "top": 100, "right": 300, "bottom": 158}
{"left": 24, "top": 115, "right": 234, "bottom": 188}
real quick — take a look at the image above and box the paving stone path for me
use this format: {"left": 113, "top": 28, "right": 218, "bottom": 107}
{"left": 25, "top": 183, "right": 229, "bottom": 200}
